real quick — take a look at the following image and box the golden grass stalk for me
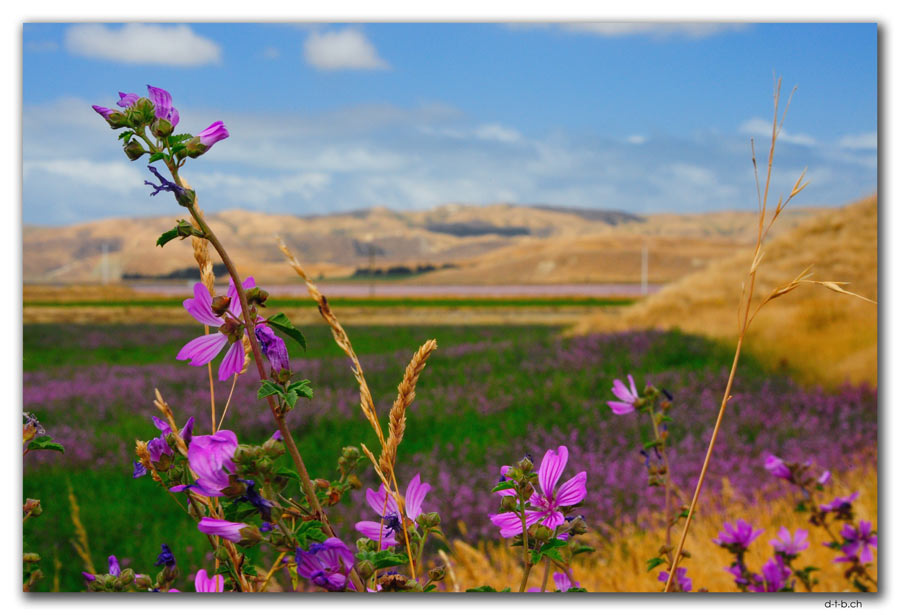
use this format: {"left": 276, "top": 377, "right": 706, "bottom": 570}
{"left": 66, "top": 482, "right": 95, "bottom": 575}
{"left": 449, "top": 463, "right": 877, "bottom": 592}
{"left": 663, "top": 77, "right": 876, "bottom": 591}
{"left": 379, "top": 339, "right": 438, "bottom": 476}
{"left": 277, "top": 238, "right": 384, "bottom": 447}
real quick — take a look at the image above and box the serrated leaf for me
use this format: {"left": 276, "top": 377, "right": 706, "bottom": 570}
{"left": 542, "top": 548, "right": 564, "bottom": 563}
{"left": 356, "top": 550, "right": 409, "bottom": 570}
{"left": 242, "top": 563, "right": 258, "bottom": 576}
{"left": 267, "top": 313, "right": 306, "bottom": 351}
{"left": 541, "top": 539, "right": 567, "bottom": 550}
{"left": 257, "top": 381, "right": 283, "bottom": 400}
{"left": 491, "top": 480, "right": 516, "bottom": 493}
{"left": 295, "top": 520, "right": 328, "bottom": 549}
{"left": 118, "top": 130, "right": 134, "bottom": 141}
{"left": 168, "top": 133, "right": 193, "bottom": 145}
{"left": 283, "top": 389, "right": 298, "bottom": 409}
{"left": 148, "top": 152, "right": 165, "bottom": 163}
{"left": 646, "top": 556, "right": 667, "bottom": 572}
{"left": 27, "top": 436, "right": 65, "bottom": 453}
{"left": 531, "top": 549, "right": 541, "bottom": 565}
{"left": 156, "top": 228, "right": 180, "bottom": 247}
{"left": 465, "top": 585, "right": 497, "bottom": 592}
{"left": 288, "top": 380, "right": 314, "bottom": 400}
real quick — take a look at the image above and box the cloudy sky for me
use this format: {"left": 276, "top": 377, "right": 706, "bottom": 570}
{"left": 22, "top": 22, "right": 877, "bottom": 226}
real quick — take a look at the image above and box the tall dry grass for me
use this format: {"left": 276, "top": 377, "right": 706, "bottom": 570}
{"left": 447, "top": 464, "right": 877, "bottom": 592}
{"left": 572, "top": 194, "right": 877, "bottom": 388}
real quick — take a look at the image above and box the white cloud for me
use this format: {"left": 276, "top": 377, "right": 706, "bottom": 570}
{"left": 739, "top": 117, "right": 817, "bottom": 146}
{"left": 508, "top": 22, "right": 748, "bottom": 39}
{"left": 262, "top": 46, "right": 280, "bottom": 60}
{"left": 187, "top": 171, "right": 331, "bottom": 206}
{"left": 304, "top": 28, "right": 389, "bottom": 71}
{"left": 474, "top": 123, "right": 522, "bottom": 144}
{"left": 25, "top": 40, "right": 58, "bottom": 52}
{"left": 626, "top": 135, "right": 647, "bottom": 145}
{"left": 838, "top": 131, "right": 877, "bottom": 150}
{"left": 563, "top": 22, "right": 747, "bottom": 39}
{"left": 64, "top": 24, "right": 221, "bottom": 66}
{"left": 23, "top": 158, "right": 144, "bottom": 193}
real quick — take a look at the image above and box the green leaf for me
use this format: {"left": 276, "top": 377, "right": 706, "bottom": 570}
{"left": 257, "top": 381, "right": 283, "bottom": 400}
{"left": 27, "top": 436, "right": 65, "bottom": 453}
{"left": 541, "top": 539, "right": 567, "bottom": 550}
{"left": 295, "top": 520, "right": 328, "bottom": 549}
{"left": 168, "top": 133, "right": 193, "bottom": 145}
{"left": 276, "top": 467, "right": 301, "bottom": 482}
{"left": 118, "top": 130, "right": 134, "bottom": 141}
{"left": 267, "top": 313, "right": 307, "bottom": 351}
{"left": 530, "top": 549, "right": 541, "bottom": 565}
{"left": 156, "top": 228, "right": 180, "bottom": 247}
{"left": 423, "top": 583, "right": 437, "bottom": 592}
{"left": 284, "top": 389, "right": 299, "bottom": 409}
{"left": 542, "top": 548, "right": 564, "bottom": 563}
{"left": 491, "top": 480, "right": 516, "bottom": 493}
{"left": 356, "top": 550, "right": 409, "bottom": 570}
{"left": 566, "top": 587, "right": 588, "bottom": 592}
{"left": 465, "top": 585, "right": 497, "bottom": 592}
{"left": 572, "top": 545, "right": 595, "bottom": 556}
{"left": 288, "top": 380, "right": 314, "bottom": 400}
{"left": 646, "top": 556, "right": 667, "bottom": 572}
{"left": 148, "top": 152, "right": 166, "bottom": 163}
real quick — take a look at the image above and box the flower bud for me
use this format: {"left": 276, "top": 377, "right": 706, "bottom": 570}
{"left": 24, "top": 498, "right": 43, "bottom": 517}
{"left": 23, "top": 553, "right": 41, "bottom": 564}
{"left": 262, "top": 438, "right": 285, "bottom": 459}
{"left": 246, "top": 287, "right": 268, "bottom": 306}
{"left": 347, "top": 474, "right": 362, "bottom": 489}
{"left": 314, "top": 478, "right": 331, "bottom": 490}
{"left": 517, "top": 456, "right": 534, "bottom": 473}
{"left": 355, "top": 559, "right": 376, "bottom": 580}
{"left": 417, "top": 511, "right": 442, "bottom": 529}
{"left": 123, "top": 139, "right": 146, "bottom": 161}
{"left": 211, "top": 295, "right": 232, "bottom": 317}
{"left": 356, "top": 538, "right": 377, "bottom": 553}
{"left": 569, "top": 516, "right": 588, "bottom": 535}
{"left": 341, "top": 446, "right": 361, "bottom": 462}
{"left": 151, "top": 117, "right": 174, "bottom": 138}
{"left": 221, "top": 475, "right": 248, "bottom": 498}
{"left": 427, "top": 566, "right": 446, "bottom": 582}
{"left": 118, "top": 568, "right": 135, "bottom": 586}
{"left": 131, "top": 98, "right": 156, "bottom": 125}
{"left": 499, "top": 495, "right": 518, "bottom": 512}
{"left": 237, "top": 525, "right": 263, "bottom": 547}
{"left": 533, "top": 525, "right": 552, "bottom": 542}
{"left": 134, "top": 574, "right": 152, "bottom": 590}
{"left": 215, "top": 546, "right": 230, "bottom": 561}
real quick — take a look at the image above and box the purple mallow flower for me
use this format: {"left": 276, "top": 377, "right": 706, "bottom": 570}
{"left": 658, "top": 567, "right": 692, "bottom": 592}
{"left": 197, "top": 121, "right": 229, "bottom": 148}
{"left": 836, "top": 521, "right": 877, "bottom": 564}
{"left": 170, "top": 430, "right": 238, "bottom": 497}
{"left": 713, "top": 519, "right": 764, "bottom": 550}
{"left": 197, "top": 518, "right": 248, "bottom": 543}
{"left": 117, "top": 92, "right": 139, "bottom": 108}
{"left": 108, "top": 555, "right": 121, "bottom": 576}
{"left": 194, "top": 569, "right": 225, "bottom": 592}
{"left": 527, "top": 571, "right": 579, "bottom": 592}
{"left": 764, "top": 454, "right": 792, "bottom": 480}
{"left": 755, "top": 557, "right": 792, "bottom": 592}
{"left": 155, "top": 544, "right": 176, "bottom": 568}
{"left": 147, "top": 84, "right": 179, "bottom": 127}
{"left": 92, "top": 105, "right": 116, "bottom": 120}
{"left": 296, "top": 537, "right": 355, "bottom": 592}
{"left": 256, "top": 324, "right": 290, "bottom": 372}
{"left": 132, "top": 460, "right": 147, "bottom": 479}
{"left": 489, "top": 445, "right": 587, "bottom": 538}
{"left": 607, "top": 374, "right": 640, "bottom": 415}
{"left": 356, "top": 474, "right": 432, "bottom": 548}
{"left": 770, "top": 527, "right": 809, "bottom": 556}
{"left": 820, "top": 492, "right": 859, "bottom": 513}
{"left": 177, "top": 278, "right": 258, "bottom": 381}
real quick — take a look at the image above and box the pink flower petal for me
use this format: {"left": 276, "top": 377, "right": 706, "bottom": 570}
{"left": 627, "top": 374, "right": 639, "bottom": 398}
{"left": 538, "top": 446, "right": 568, "bottom": 496}
{"left": 184, "top": 282, "right": 224, "bottom": 327}
{"left": 611, "top": 379, "right": 633, "bottom": 401}
{"left": 489, "top": 512, "right": 525, "bottom": 538}
{"left": 177, "top": 333, "right": 228, "bottom": 366}
{"left": 404, "top": 473, "right": 431, "bottom": 520}
{"left": 555, "top": 471, "right": 587, "bottom": 506}
{"left": 355, "top": 521, "right": 399, "bottom": 547}
{"left": 217, "top": 341, "right": 245, "bottom": 381}
{"left": 607, "top": 401, "right": 635, "bottom": 415}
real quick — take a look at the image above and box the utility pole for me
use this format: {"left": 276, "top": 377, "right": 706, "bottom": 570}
{"left": 101, "top": 242, "right": 109, "bottom": 285}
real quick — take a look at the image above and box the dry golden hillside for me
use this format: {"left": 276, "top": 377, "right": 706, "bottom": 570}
{"left": 572, "top": 195, "right": 878, "bottom": 387}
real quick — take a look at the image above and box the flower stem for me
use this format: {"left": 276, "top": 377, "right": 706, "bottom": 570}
{"left": 170, "top": 171, "right": 362, "bottom": 592}
{"left": 539, "top": 558, "right": 551, "bottom": 592}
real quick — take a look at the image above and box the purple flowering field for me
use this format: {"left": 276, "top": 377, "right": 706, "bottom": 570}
{"left": 23, "top": 322, "right": 877, "bottom": 590}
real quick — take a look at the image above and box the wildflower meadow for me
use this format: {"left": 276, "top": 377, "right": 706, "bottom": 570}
{"left": 21, "top": 76, "right": 877, "bottom": 599}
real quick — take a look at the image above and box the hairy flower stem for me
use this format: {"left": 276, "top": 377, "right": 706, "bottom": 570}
{"left": 517, "top": 503, "right": 532, "bottom": 592}
{"left": 540, "top": 558, "right": 551, "bottom": 592}
{"left": 647, "top": 407, "right": 675, "bottom": 567}
{"left": 170, "top": 169, "right": 362, "bottom": 591}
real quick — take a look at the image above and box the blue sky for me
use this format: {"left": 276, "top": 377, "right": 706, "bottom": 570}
{"left": 22, "top": 22, "right": 877, "bottom": 225}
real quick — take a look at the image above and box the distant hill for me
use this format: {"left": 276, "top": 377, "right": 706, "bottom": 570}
{"left": 23, "top": 202, "right": 824, "bottom": 286}
{"left": 572, "top": 195, "right": 878, "bottom": 387}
